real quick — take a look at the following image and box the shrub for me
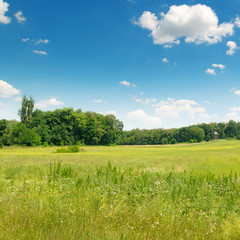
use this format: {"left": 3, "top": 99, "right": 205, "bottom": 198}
{"left": 43, "top": 142, "right": 48, "bottom": 147}
{"left": 76, "top": 139, "right": 85, "bottom": 146}
{"left": 170, "top": 138, "right": 177, "bottom": 144}
{"left": 56, "top": 145, "right": 85, "bottom": 153}
{"left": 205, "top": 135, "right": 211, "bottom": 142}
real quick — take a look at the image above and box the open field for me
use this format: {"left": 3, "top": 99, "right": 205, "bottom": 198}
{"left": 1, "top": 140, "right": 240, "bottom": 239}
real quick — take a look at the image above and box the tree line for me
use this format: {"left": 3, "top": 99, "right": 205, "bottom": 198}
{"left": 0, "top": 96, "right": 123, "bottom": 146}
{"left": 116, "top": 121, "right": 240, "bottom": 145}
{"left": 0, "top": 95, "right": 240, "bottom": 146}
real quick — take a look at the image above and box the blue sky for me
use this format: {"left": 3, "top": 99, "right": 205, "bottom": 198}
{"left": 1, "top": 0, "right": 240, "bottom": 130}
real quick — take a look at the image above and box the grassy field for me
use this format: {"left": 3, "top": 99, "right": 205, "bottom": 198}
{"left": 1, "top": 140, "right": 240, "bottom": 239}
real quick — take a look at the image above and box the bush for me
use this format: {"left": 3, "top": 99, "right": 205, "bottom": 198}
{"left": 205, "top": 135, "right": 211, "bottom": 142}
{"left": 76, "top": 139, "right": 85, "bottom": 146}
{"left": 161, "top": 138, "right": 168, "bottom": 145}
{"left": 170, "top": 138, "right": 177, "bottom": 144}
{"left": 56, "top": 145, "right": 85, "bottom": 153}
{"left": 43, "top": 142, "right": 48, "bottom": 147}
{"left": 12, "top": 123, "right": 41, "bottom": 146}
{"left": 0, "top": 142, "right": 3, "bottom": 149}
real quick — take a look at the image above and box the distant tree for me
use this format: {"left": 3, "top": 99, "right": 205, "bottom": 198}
{"left": 18, "top": 95, "right": 35, "bottom": 124}
{"left": 225, "top": 120, "right": 238, "bottom": 138}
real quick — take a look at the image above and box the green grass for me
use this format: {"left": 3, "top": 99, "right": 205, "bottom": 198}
{"left": 0, "top": 140, "right": 240, "bottom": 239}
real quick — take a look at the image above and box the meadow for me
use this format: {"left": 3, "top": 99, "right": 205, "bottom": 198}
{"left": 1, "top": 140, "right": 240, "bottom": 239}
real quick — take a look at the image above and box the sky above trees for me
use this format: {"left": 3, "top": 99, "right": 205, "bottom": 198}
{"left": 1, "top": 0, "right": 240, "bottom": 130}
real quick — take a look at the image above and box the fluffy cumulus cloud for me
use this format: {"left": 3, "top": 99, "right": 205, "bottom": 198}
{"left": 35, "top": 98, "right": 64, "bottom": 109}
{"left": 14, "top": 11, "right": 26, "bottom": 23}
{"left": 154, "top": 98, "right": 205, "bottom": 118}
{"left": 135, "top": 4, "right": 234, "bottom": 46}
{"left": 235, "top": 16, "right": 240, "bottom": 28}
{"left": 205, "top": 68, "right": 216, "bottom": 75}
{"left": 127, "top": 109, "right": 162, "bottom": 128}
{"left": 0, "top": 0, "right": 11, "bottom": 24}
{"left": 226, "top": 41, "right": 238, "bottom": 55}
{"left": 0, "top": 80, "right": 21, "bottom": 98}
{"left": 32, "top": 50, "right": 47, "bottom": 55}
{"left": 212, "top": 64, "right": 225, "bottom": 70}
{"left": 120, "top": 81, "right": 136, "bottom": 88}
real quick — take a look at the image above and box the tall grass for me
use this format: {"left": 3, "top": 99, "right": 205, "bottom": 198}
{"left": 0, "top": 159, "right": 240, "bottom": 239}
{"left": 1, "top": 140, "right": 240, "bottom": 239}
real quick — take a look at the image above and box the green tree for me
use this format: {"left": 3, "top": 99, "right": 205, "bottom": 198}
{"left": 18, "top": 95, "right": 35, "bottom": 123}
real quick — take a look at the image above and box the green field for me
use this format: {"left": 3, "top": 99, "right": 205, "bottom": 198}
{"left": 1, "top": 140, "right": 240, "bottom": 239}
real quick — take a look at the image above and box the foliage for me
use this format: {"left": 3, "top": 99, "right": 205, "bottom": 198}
{"left": 12, "top": 123, "right": 41, "bottom": 146}
{"left": 2, "top": 95, "right": 240, "bottom": 146}
{"left": 18, "top": 95, "right": 34, "bottom": 124}
{"left": 170, "top": 138, "right": 177, "bottom": 144}
{"left": 117, "top": 120, "right": 240, "bottom": 145}
{"left": 56, "top": 145, "right": 85, "bottom": 153}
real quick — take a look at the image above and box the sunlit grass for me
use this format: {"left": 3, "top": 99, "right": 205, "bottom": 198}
{"left": 0, "top": 140, "right": 240, "bottom": 239}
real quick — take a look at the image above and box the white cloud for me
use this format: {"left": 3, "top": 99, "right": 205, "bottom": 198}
{"left": 140, "top": 92, "right": 144, "bottom": 95}
{"left": 120, "top": 81, "right": 136, "bottom": 88}
{"left": 32, "top": 50, "right": 47, "bottom": 55}
{"left": 226, "top": 41, "right": 238, "bottom": 55}
{"left": 35, "top": 98, "right": 64, "bottom": 109}
{"left": 162, "top": 58, "right": 169, "bottom": 63}
{"left": 35, "top": 39, "right": 50, "bottom": 45}
{"left": 22, "top": 38, "right": 30, "bottom": 42}
{"left": 235, "top": 16, "right": 240, "bottom": 28}
{"left": 133, "top": 97, "right": 157, "bottom": 104}
{"left": 226, "top": 112, "right": 240, "bottom": 121}
{"left": 212, "top": 64, "right": 225, "bottom": 70}
{"left": 93, "top": 99, "right": 102, "bottom": 103}
{"left": 0, "top": 0, "right": 11, "bottom": 24}
{"left": 234, "top": 90, "right": 240, "bottom": 95}
{"left": 14, "top": 11, "right": 26, "bottom": 23}
{"left": 13, "top": 97, "right": 22, "bottom": 102}
{"left": 205, "top": 68, "right": 216, "bottom": 75}
{"left": 0, "top": 80, "right": 21, "bottom": 98}
{"left": 154, "top": 98, "right": 205, "bottom": 118}
{"left": 230, "top": 107, "right": 240, "bottom": 112}
{"left": 135, "top": 4, "right": 234, "bottom": 45}
{"left": 127, "top": 109, "right": 162, "bottom": 127}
